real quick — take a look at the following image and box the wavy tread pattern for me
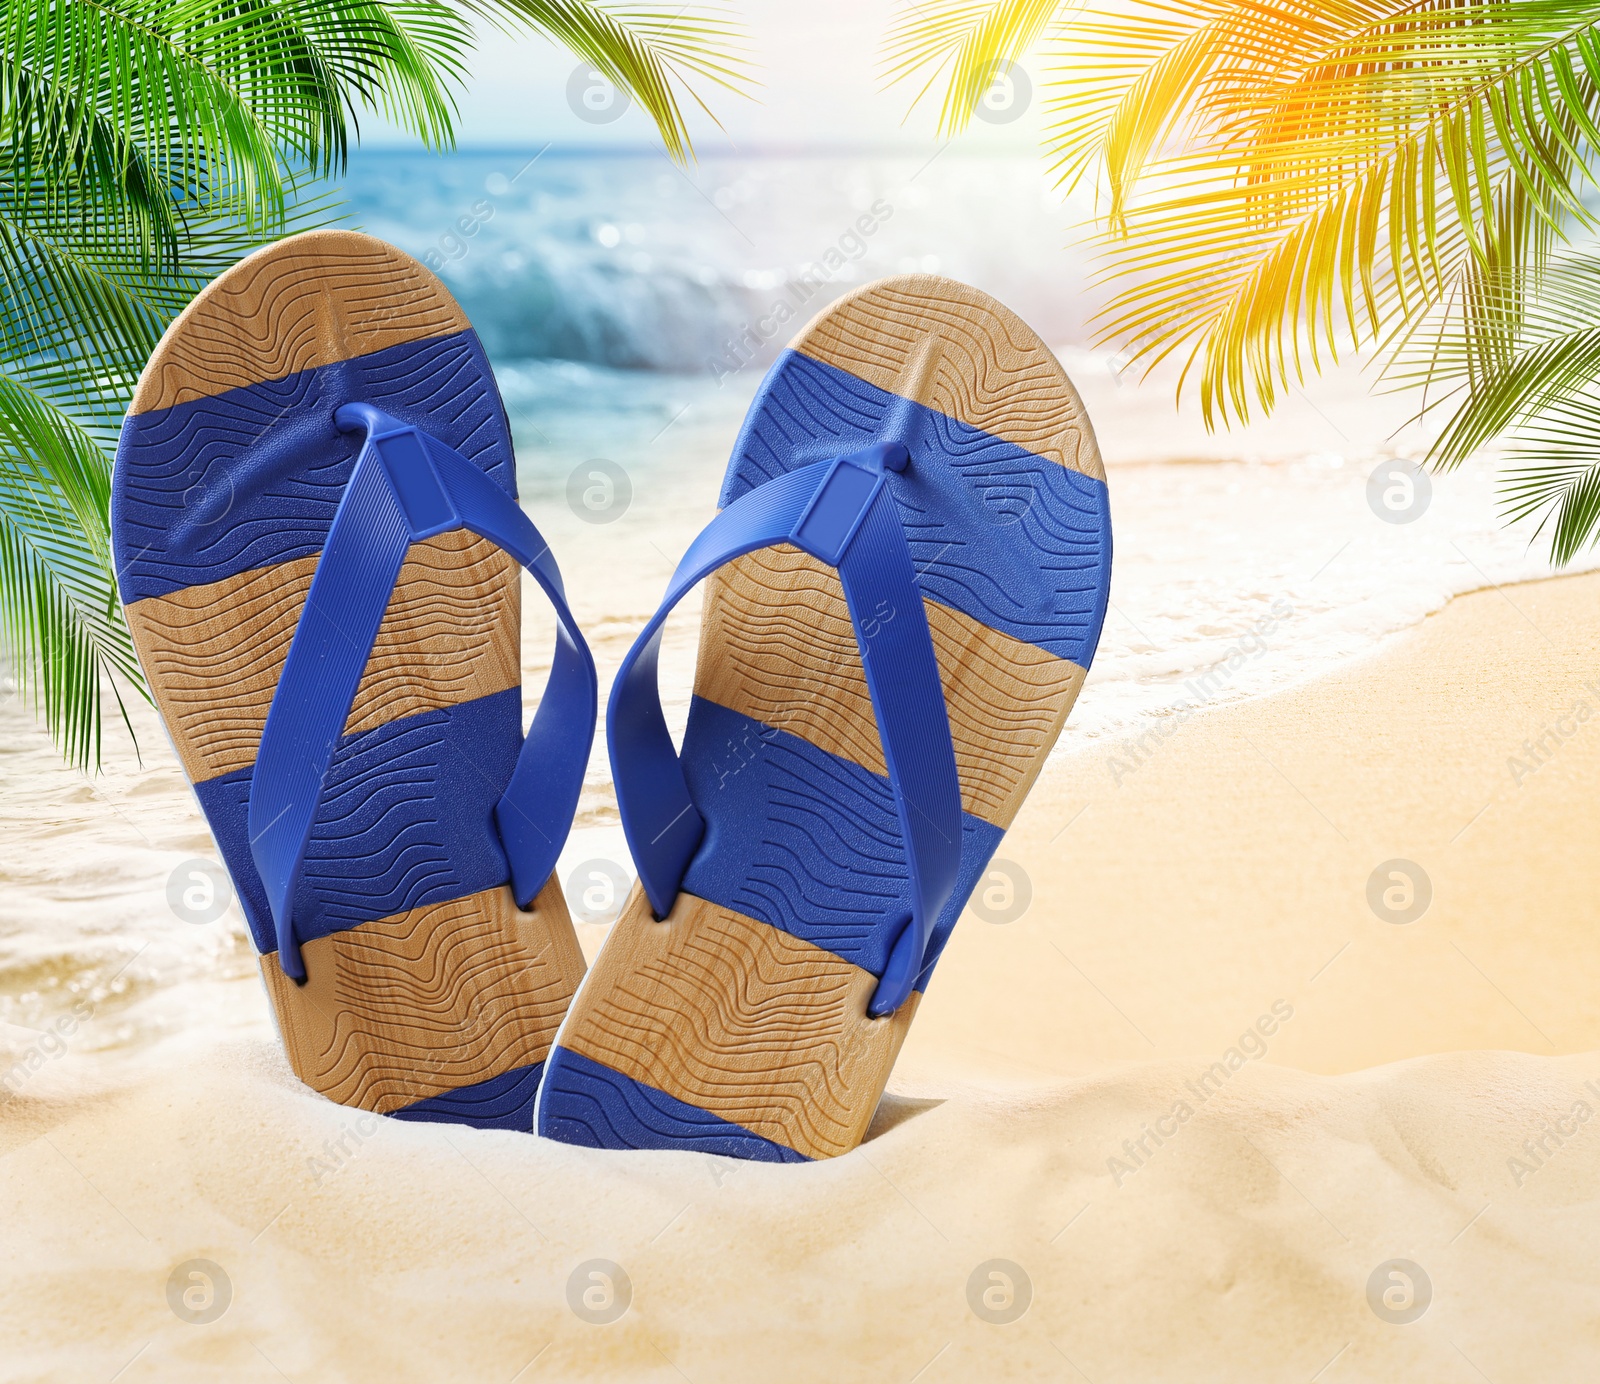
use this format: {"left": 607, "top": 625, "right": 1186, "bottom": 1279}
{"left": 560, "top": 888, "right": 917, "bottom": 1160}
{"left": 724, "top": 353, "right": 1110, "bottom": 664}
{"left": 131, "top": 231, "right": 469, "bottom": 415}
{"left": 697, "top": 545, "right": 1086, "bottom": 829}
{"left": 116, "top": 230, "right": 584, "bottom": 1125}
{"left": 195, "top": 693, "right": 524, "bottom": 953}
{"left": 538, "top": 1049, "right": 807, "bottom": 1160}
{"left": 679, "top": 698, "right": 1003, "bottom": 976}
{"left": 546, "top": 276, "right": 1105, "bottom": 1158}
{"left": 261, "top": 878, "right": 584, "bottom": 1113}
{"left": 391, "top": 1062, "right": 546, "bottom": 1131}
{"left": 126, "top": 531, "right": 520, "bottom": 783}
{"left": 116, "top": 331, "right": 512, "bottom": 603}
{"left": 795, "top": 274, "right": 1104, "bottom": 480}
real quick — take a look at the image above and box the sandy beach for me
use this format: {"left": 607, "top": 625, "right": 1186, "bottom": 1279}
{"left": 4, "top": 565, "right": 1597, "bottom": 1382}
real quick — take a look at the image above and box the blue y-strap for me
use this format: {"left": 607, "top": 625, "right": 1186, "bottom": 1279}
{"left": 248, "top": 403, "right": 598, "bottom": 982}
{"left": 608, "top": 443, "right": 961, "bottom": 1018}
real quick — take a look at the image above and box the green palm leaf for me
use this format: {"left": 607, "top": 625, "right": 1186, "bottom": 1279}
{"left": 0, "top": 374, "right": 135, "bottom": 768}
{"left": 1405, "top": 250, "right": 1600, "bottom": 563}
{"left": 1498, "top": 395, "right": 1600, "bottom": 565}
{"left": 470, "top": 2, "right": 751, "bottom": 159}
{"left": 4, "top": 0, "right": 474, "bottom": 230}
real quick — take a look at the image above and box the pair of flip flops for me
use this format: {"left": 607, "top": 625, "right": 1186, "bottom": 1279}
{"left": 113, "top": 231, "right": 1112, "bottom": 1161}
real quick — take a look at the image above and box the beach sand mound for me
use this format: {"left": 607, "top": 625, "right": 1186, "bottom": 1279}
{"left": 3, "top": 1037, "right": 1598, "bottom": 1382}
{"left": 4, "top": 574, "right": 1600, "bottom": 1380}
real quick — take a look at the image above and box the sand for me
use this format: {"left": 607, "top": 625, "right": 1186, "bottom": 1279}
{"left": 4, "top": 571, "right": 1600, "bottom": 1382}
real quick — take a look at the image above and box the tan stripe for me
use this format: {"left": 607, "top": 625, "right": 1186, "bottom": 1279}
{"left": 131, "top": 229, "right": 470, "bottom": 414}
{"left": 792, "top": 274, "right": 1106, "bottom": 481}
{"left": 561, "top": 887, "right": 918, "bottom": 1160}
{"left": 260, "top": 878, "right": 585, "bottom": 1114}
{"left": 696, "top": 545, "right": 1087, "bottom": 828}
{"left": 125, "top": 530, "right": 520, "bottom": 784}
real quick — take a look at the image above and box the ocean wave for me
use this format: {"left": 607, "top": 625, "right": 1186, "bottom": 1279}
{"left": 436, "top": 249, "right": 789, "bottom": 372}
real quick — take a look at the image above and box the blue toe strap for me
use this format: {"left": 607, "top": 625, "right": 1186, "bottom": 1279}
{"left": 248, "top": 403, "right": 598, "bottom": 982}
{"left": 609, "top": 443, "right": 961, "bottom": 1017}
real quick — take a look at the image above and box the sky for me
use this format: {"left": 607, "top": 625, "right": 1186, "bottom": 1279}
{"left": 368, "top": 1, "right": 1048, "bottom": 154}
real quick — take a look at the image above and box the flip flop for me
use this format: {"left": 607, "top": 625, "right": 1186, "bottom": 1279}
{"left": 535, "top": 276, "right": 1112, "bottom": 1160}
{"left": 113, "top": 230, "right": 596, "bottom": 1130}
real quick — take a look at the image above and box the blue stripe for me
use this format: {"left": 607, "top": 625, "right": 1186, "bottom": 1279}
{"left": 722, "top": 349, "right": 1112, "bottom": 667}
{"left": 538, "top": 1047, "right": 809, "bottom": 1161}
{"left": 391, "top": 1062, "right": 544, "bottom": 1131}
{"left": 113, "top": 330, "right": 514, "bottom": 604}
{"left": 678, "top": 696, "right": 1004, "bottom": 989}
{"left": 195, "top": 689, "right": 521, "bottom": 955}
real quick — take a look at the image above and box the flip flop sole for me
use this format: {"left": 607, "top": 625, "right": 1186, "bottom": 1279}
{"left": 541, "top": 277, "right": 1110, "bottom": 1158}
{"left": 113, "top": 230, "right": 585, "bottom": 1126}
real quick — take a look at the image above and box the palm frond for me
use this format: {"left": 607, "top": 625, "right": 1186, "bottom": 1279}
{"left": 881, "top": 1, "right": 1069, "bottom": 136}
{"left": 1066, "top": 3, "right": 1600, "bottom": 425}
{"left": 3, "top": 0, "right": 474, "bottom": 232}
{"left": 0, "top": 376, "right": 137, "bottom": 768}
{"left": 1407, "top": 254, "right": 1600, "bottom": 469}
{"left": 0, "top": 180, "right": 342, "bottom": 767}
{"left": 1498, "top": 393, "right": 1600, "bottom": 565}
{"left": 890, "top": 2, "right": 1600, "bottom": 428}
{"left": 1392, "top": 247, "right": 1600, "bottom": 565}
{"left": 468, "top": 1, "right": 752, "bottom": 160}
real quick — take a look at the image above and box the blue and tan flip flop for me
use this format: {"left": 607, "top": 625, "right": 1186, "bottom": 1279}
{"left": 113, "top": 230, "right": 597, "bottom": 1130}
{"left": 535, "top": 276, "right": 1112, "bottom": 1159}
